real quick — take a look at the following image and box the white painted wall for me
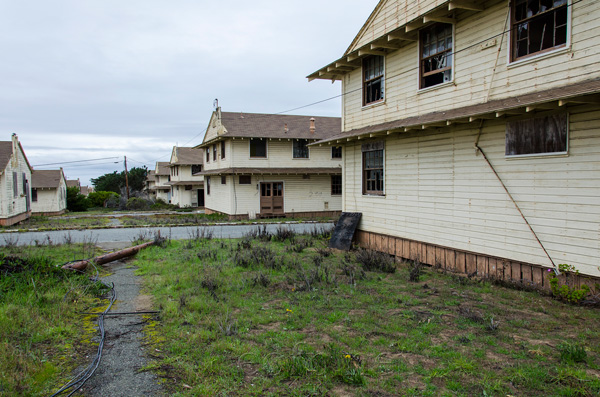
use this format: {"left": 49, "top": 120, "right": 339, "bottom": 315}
{"left": 0, "top": 141, "right": 32, "bottom": 222}
{"left": 343, "top": 106, "right": 600, "bottom": 277}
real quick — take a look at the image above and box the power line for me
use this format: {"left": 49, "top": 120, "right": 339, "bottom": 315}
{"left": 33, "top": 156, "right": 120, "bottom": 167}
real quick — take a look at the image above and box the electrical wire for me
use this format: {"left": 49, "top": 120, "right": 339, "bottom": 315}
{"left": 33, "top": 157, "right": 120, "bottom": 167}
{"left": 50, "top": 261, "right": 116, "bottom": 397}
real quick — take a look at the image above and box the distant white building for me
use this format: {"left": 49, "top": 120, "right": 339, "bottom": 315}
{"left": 0, "top": 134, "right": 33, "bottom": 226}
{"left": 31, "top": 169, "right": 67, "bottom": 216}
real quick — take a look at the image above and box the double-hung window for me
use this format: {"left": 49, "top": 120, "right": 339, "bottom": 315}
{"left": 331, "top": 146, "right": 342, "bottom": 159}
{"left": 293, "top": 139, "right": 309, "bottom": 159}
{"left": 511, "top": 0, "right": 568, "bottom": 62}
{"left": 331, "top": 175, "right": 342, "bottom": 196}
{"left": 362, "top": 141, "right": 384, "bottom": 195}
{"left": 221, "top": 142, "right": 225, "bottom": 159}
{"left": 362, "top": 56, "right": 384, "bottom": 105}
{"left": 420, "top": 23, "right": 453, "bottom": 89}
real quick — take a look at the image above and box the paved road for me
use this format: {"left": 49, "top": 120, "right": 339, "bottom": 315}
{"left": 0, "top": 223, "right": 334, "bottom": 246}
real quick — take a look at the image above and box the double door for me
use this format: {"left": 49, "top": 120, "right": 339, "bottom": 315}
{"left": 260, "top": 182, "right": 283, "bottom": 216}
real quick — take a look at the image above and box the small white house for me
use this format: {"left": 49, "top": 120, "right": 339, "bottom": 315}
{"left": 31, "top": 169, "right": 67, "bottom": 216}
{"left": 0, "top": 134, "right": 33, "bottom": 226}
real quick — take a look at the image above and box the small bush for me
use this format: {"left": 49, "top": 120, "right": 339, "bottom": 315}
{"left": 126, "top": 197, "right": 151, "bottom": 210}
{"left": 355, "top": 249, "right": 396, "bottom": 273}
{"left": 548, "top": 264, "right": 590, "bottom": 304}
{"left": 408, "top": 259, "right": 422, "bottom": 282}
{"left": 558, "top": 342, "right": 587, "bottom": 363}
{"left": 274, "top": 225, "right": 296, "bottom": 242}
{"left": 88, "top": 191, "right": 120, "bottom": 208}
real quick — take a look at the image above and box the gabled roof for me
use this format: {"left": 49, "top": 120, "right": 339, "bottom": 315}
{"left": 170, "top": 147, "right": 203, "bottom": 166}
{"left": 0, "top": 138, "right": 33, "bottom": 173}
{"left": 307, "top": 0, "right": 486, "bottom": 82}
{"left": 66, "top": 179, "right": 80, "bottom": 188}
{"left": 200, "top": 112, "right": 341, "bottom": 147}
{"left": 146, "top": 170, "right": 156, "bottom": 181}
{"left": 32, "top": 169, "right": 65, "bottom": 189}
{"left": 155, "top": 162, "right": 170, "bottom": 175}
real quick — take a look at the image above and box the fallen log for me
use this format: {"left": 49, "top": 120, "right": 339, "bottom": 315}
{"left": 62, "top": 241, "right": 156, "bottom": 272}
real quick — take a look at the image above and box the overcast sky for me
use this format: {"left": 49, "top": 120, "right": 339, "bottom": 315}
{"left": 0, "top": 0, "right": 379, "bottom": 186}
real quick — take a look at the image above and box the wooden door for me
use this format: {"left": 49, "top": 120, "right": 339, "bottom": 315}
{"left": 260, "top": 182, "right": 283, "bottom": 216}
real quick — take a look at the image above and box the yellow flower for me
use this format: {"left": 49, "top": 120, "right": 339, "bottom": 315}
{"left": 344, "top": 354, "right": 351, "bottom": 359}
{"left": 286, "top": 309, "right": 293, "bottom": 313}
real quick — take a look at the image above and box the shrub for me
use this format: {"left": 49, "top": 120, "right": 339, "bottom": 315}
{"left": 87, "top": 191, "right": 120, "bottom": 208}
{"left": 548, "top": 264, "right": 590, "bottom": 304}
{"left": 125, "top": 197, "right": 151, "bottom": 210}
{"left": 355, "top": 249, "right": 396, "bottom": 273}
{"left": 66, "top": 186, "right": 91, "bottom": 212}
{"left": 558, "top": 342, "right": 587, "bottom": 363}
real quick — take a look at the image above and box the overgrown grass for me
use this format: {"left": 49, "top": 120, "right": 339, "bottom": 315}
{"left": 134, "top": 237, "right": 600, "bottom": 395}
{"left": 0, "top": 243, "right": 108, "bottom": 395}
{"left": 1, "top": 215, "right": 111, "bottom": 231}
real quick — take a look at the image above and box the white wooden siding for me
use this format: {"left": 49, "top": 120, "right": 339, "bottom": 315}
{"left": 230, "top": 140, "right": 343, "bottom": 168}
{"left": 343, "top": 106, "right": 600, "bottom": 277}
{"left": 349, "top": 0, "right": 448, "bottom": 53}
{"left": 342, "top": 1, "right": 600, "bottom": 133}
{"left": 0, "top": 143, "right": 31, "bottom": 221}
{"left": 205, "top": 174, "right": 342, "bottom": 216}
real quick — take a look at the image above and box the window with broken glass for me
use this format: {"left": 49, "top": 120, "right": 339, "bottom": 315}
{"left": 511, "top": 0, "right": 568, "bottom": 62}
{"left": 293, "top": 139, "right": 309, "bottom": 159}
{"left": 206, "top": 148, "right": 209, "bottom": 162}
{"left": 362, "top": 141, "right": 384, "bottom": 195}
{"left": 362, "top": 56, "right": 384, "bottom": 105}
{"left": 420, "top": 23, "right": 453, "bottom": 89}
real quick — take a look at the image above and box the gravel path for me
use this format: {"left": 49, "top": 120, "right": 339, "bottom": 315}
{"left": 79, "top": 243, "right": 164, "bottom": 396}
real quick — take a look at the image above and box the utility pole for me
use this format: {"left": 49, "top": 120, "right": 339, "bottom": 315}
{"left": 124, "top": 156, "right": 130, "bottom": 200}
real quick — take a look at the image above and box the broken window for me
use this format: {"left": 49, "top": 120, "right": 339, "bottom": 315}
{"left": 239, "top": 175, "right": 251, "bottom": 185}
{"left": 363, "top": 56, "right": 384, "bottom": 105}
{"left": 331, "top": 146, "right": 342, "bottom": 159}
{"left": 331, "top": 175, "right": 342, "bottom": 196}
{"left": 420, "top": 23, "right": 453, "bottom": 89}
{"left": 221, "top": 142, "right": 225, "bottom": 159}
{"left": 250, "top": 139, "right": 267, "bottom": 158}
{"left": 362, "top": 141, "right": 384, "bottom": 195}
{"left": 512, "top": 0, "right": 568, "bottom": 61}
{"left": 293, "top": 139, "right": 309, "bottom": 158}
{"left": 185, "top": 185, "right": 192, "bottom": 191}
{"left": 506, "top": 112, "right": 568, "bottom": 156}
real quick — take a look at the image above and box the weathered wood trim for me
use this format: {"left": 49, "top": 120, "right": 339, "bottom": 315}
{"left": 354, "top": 230, "right": 599, "bottom": 292}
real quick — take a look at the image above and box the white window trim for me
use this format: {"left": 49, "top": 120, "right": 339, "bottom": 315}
{"left": 417, "top": 22, "right": 455, "bottom": 92}
{"left": 361, "top": 55, "right": 386, "bottom": 109}
{"left": 506, "top": 0, "right": 572, "bottom": 66}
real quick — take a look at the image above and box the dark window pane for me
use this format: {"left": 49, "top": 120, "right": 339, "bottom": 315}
{"left": 250, "top": 140, "right": 267, "bottom": 157}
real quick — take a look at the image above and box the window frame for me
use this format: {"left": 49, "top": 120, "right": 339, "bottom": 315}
{"left": 32, "top": 188, "right": 38, "bottom": 202}
{"left": 419, "top": 22, "right": 454, "bottom": 90}
{"left": 206, "top": 148, "right": 209, "bottom": 162}
{"left": 13, "top": 172, "right": 18, "bottom": 198}
{"left": 206, "top": 176, "right": 211, "bottom": 195}
{"left": 249, "top": 139, "right": 267, "bottom": 158}
{"left": 239, "top": 175, "right": 251, "bottom": 185}
{"left": 212, "top": 144, "right": 217, "bottom": 161}
{"left": 362, "top": 141, "right": 385, "bottom": 196}
{"left": 331, "top": 146, "right": 342, "bottom": 159}
{"left": 509, "top": 0, "right": 569, "bottom": 63}
{"left": 505, "top": 112, "right": 569, "bottom": 158}
{"left": 221, "top": 141, "right": 225, "bottom": 159}
{"left": 221, "top": 175, "right": 226, "bottom": 185}
{"left": 191, "top": 164, "right": 203, "bottom": 175}
{"left": 292, "top": 139, "right": 310, "bottom": 159}
{"left": 331, "top": 175, "right": 342, "bottom": 196}
{"left": 362, "top": 55, "right": 385, "bottom": 106}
